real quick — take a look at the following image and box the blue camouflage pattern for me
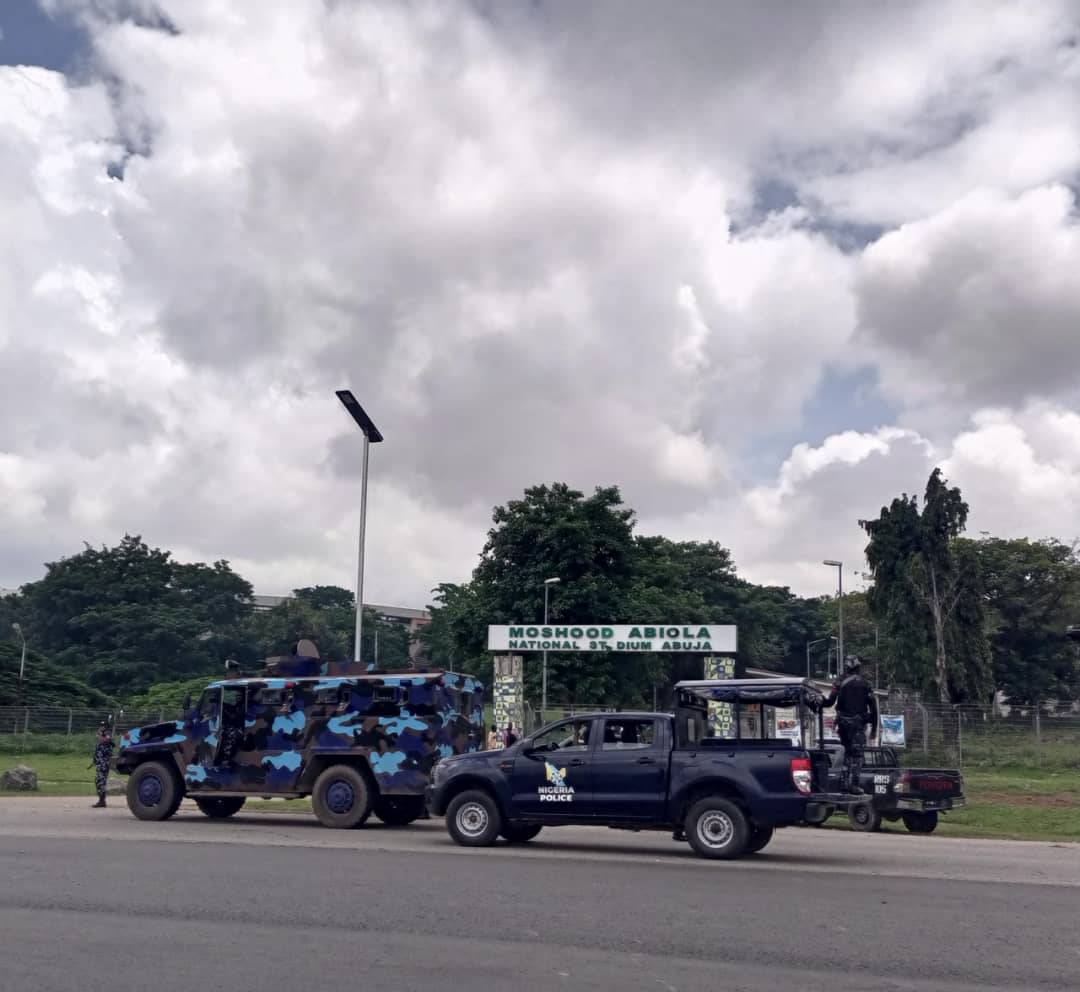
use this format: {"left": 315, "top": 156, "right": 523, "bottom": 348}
{"left": 117, "top": 656, "right": 484, "bottom": 801}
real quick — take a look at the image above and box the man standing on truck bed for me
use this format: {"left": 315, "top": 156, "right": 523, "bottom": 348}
{"left": 821, "top": 657, "right": 878, "bottom": 795}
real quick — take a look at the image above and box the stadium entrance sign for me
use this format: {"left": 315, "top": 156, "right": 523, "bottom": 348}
{"left": 487, "top": 624, "right": 736, "bottom": 653}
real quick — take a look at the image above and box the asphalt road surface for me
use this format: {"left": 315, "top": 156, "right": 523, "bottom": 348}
{"left": 2, "top": 798, "right": 1078, "bottom": 992}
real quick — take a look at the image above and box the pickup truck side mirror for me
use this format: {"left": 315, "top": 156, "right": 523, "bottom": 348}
{"left": 518, "top": 741, "right": 535, "bottom": 755}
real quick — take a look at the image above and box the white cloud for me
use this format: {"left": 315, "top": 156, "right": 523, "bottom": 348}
{"left": 2, "top": 1, "right": 1079, "bottom": 609}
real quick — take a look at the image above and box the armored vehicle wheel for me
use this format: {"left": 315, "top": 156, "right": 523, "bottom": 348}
{"left": 127, "top": 761, "right": 182, "bottom": 821}
{"left": 446, "top": 789, "right": 501, "bottom": 847}
{"left": 848, "top": 801, "right": 882, "bottom": 832}
{"left": 373, "top": 796, "right": 425, "bottom": 826}
{"left": 902, "top": 810, "right": 939, "bottom": 834}
{"left": 194, "top": 796, "right": 246, "bottom": 819}
{"left": 311, "top": 765, "right": 372, "bottom": 828}
{"left": 500, "top": 824, "right": 542, "bottom": 844}
{"left": 746, "top": 825, "right": 774, "bottom": 854}
{"left": 685, "top": 797, "right": 750, "bottom": 860}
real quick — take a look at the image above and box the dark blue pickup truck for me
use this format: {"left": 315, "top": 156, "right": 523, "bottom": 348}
{"left": 427, "top": 678, "right": 834, "bottom": 860}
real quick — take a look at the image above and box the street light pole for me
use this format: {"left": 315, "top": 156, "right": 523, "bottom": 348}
{"left": 336, "top": 390, "right": 384, "bottom": 663}
{"left": 12, "top": 623, "right": 26, "bottom": 706}
{"left": 541, "top": 577, "right": 560, "bottom": 722}
{"left": 823, "top": 560, "right": 844, "bottom": 668}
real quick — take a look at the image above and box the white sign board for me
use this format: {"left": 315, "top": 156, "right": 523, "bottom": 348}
{"left": 487, "top": 624, "right": 736, "bottom": 653}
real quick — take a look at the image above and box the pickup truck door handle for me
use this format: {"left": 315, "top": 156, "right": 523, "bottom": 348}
{"left": 636, "top": 756, "right": 656, "bottom": 764}
{"left": 568, "top": 758, "right": 586, "bottom": 767}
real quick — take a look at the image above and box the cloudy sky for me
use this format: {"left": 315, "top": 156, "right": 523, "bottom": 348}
{"left": 1, "top": 0, "right": 1079, "bottom": 607}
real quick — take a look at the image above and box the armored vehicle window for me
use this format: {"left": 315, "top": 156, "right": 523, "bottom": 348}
{"left": 314, "top": 685, "right": 342, "bottom": 704}
{"left": 255, "top": 688, "right": 285, "bottom": 706}
{"left": 372, "top": 686, "right": 400, "bottom": 704}
{"left": 460, "top": 691, "right": 473, "bottom": 712}
{"left": 196, "top": 688, "right": 221, "bottom": 722}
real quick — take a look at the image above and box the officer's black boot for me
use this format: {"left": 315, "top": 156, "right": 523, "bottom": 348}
{"left": 92, "top": 795, "right": 106, "bottom": 808}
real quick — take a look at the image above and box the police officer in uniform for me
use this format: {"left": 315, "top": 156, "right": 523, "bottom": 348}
{"left": 90, "top": 720, "right": 114, "bottom": 808}
{"left": 822, "top": 656, "right": 878, "bottom": 794}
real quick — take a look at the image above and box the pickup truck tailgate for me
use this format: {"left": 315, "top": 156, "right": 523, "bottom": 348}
{"left": 894, "top": 768, "right": 964, "bottom": 807}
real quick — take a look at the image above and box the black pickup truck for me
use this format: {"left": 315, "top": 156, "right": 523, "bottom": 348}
{"left": 427, "top": 678, "right": 835, "bottom": 860}
{"left": 816, "top": 745, "right": 964, "bottom": 834}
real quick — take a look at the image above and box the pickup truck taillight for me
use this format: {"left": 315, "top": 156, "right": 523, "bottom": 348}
{"left": 791, "top": 757, "right": 812, "bottom": 795}
{"left": 896, "top": 772, "right": 911, "bottom": 794}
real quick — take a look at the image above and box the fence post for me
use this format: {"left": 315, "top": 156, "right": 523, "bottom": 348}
{"left": 159, "top": 708, "right": 165, "bottom": 723}
{"left": 67, "top": 710, "right": 73, "bottom": 736}
{"left": 1034, "top": 705, "right": 1042, "bottom": 766}
{"left": 955, "top": 706, "right": 963, "bottom": 769}
{"left": 916, "top": 703, "right": 929, "bottom": 754}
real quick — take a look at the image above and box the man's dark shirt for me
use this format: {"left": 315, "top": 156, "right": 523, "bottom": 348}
{"left": 824, "top": 674, "right": 878, "bottom": 727}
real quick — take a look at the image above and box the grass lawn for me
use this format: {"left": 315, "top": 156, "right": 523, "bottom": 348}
{"left": 3, "top": 751, "right": 1078, "bottom": 842}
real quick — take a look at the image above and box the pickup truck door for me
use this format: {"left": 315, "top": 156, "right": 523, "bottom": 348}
{"left": 589, "top": 716, "right": 667, "bottom": 820}
{"left": 509, "top": 718, "right": 595, "bottom": 819}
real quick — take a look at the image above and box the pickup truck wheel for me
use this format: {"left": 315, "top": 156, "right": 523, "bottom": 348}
{"left": 127, "top": 761, "right": 182, "bottom": 821}
{"left": 446, "top": 790, "right": 501, "bottom": 847}
{"left": 902, "top": 810, "right": 939, "bottom": 834}
{"left": 194, "top": 796, "right": 245, "bottom": 819}
{"left": 848, "top": 801, "right": 882, "bottom": 832}
{"left": 746, "top": 826, "right": 774, "bottom": 854}
{"left": 685, "top": 797, "right": 750, "bottom": 860}
{"left": 501, "top": 824, "right": 542, "bottom": 844}
{"left": 311, "top": 765, "right": 372, "bottom": 828}
{"left": 373, "top": 796, "right": 425, "bottom": 826}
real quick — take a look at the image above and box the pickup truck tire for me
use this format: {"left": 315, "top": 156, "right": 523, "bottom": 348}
{"left": 373, "top": 796, "right": 425, "bottom": 826}
{"left": 446, "top": 789, "right": 501, "bottom": 847}
{"left": 848, "top": 801, "right": 882, "bottom": 832}
{"left": 685, "top": 797, "right": 750, "bottom": 860}
{"left": 902, "top": 810, "right": 939, "bottom": 834}
{"left": 746, "top": 826, "right": 774, "bottom": 854}
{"left": 126, "top": 761, "right": 182, "bottom": 821}
{"left": 311, "top": 765, "right": 372, "bottom": 828}
{"left": 501, "top": 824, "right": 543, "bottom": 844}
{"left": 193, "top": 796, "right": 245, "bottom": 819}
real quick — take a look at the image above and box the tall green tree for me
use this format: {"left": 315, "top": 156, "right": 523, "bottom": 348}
{"left": 17, "top": 535, "right": 254, "bottom": 699}
{"left": 967, "top": 537, "right": 1080, "bottom": 704}
{"left": 861, "top": 469, "right": 992, "bottom": 703}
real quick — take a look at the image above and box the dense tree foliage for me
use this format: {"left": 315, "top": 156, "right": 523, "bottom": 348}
{"left": 421, "top": 483, "right": 835, "bottom": 707}
{"left": 968, "top": 537, "right": 1080, "bottom": 703}
{"left": 12, "top": 536, "right": 254, "bottom": 699}
{"left": 862, "top": 470, "right": 992, "bottom": 703}
{"left": 6, "top": 475, "right": 1078, "bottom": 712}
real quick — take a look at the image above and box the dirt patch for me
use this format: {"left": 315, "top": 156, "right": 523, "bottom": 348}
{"left": 974, "top": 791, "right": 1080, "bottom": 807}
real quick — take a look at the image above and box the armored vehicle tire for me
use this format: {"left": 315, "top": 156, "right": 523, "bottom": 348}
{"left": 685, "top": 797, "right": 750, "bottom": 860}
{"left": 848, "top": 801, "right": 882, "bottom": 832}
{"left": 194, "top": 796, "right": 246, "bottom": 819}
{"left": 311, "top": 765, "right": 372, "bottom": 828}
{"left": 373, "top": 796, "right": 425, "bottom": 826}
{"left": 127, "top": 761, "right": 183, "bottom": 821}
{"left": 746, "top": 825, "right": 774, "bottom": 854}
{"left": 902, "top": 810, "right": 939, "bottom": 834}
{"left": 500, "top": 824, "right": 543, "bottom": 844}
{"left": 446, "top": 789, "right": 502, "bottom": 847}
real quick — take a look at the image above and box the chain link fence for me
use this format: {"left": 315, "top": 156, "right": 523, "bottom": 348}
{"left": 4, "top": 697, "right": 1080, "bottom": 769}
{"left": 877, "top": 695, "right": 1080, "bottom": 770}
{"left": 0, "top": 706, "right": 180, "bottom": 753}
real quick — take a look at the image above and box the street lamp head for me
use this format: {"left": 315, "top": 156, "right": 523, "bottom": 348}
{"left": 823, "top": 559, "right": 842, "bottom": 567}
{"left": 335, "top": 390, "right": 384, "bottom": 443}
{"left": 11, "top": 622, "right": 21, "bottom": 633}
{"left": 544, "top": 577, "right": 561, "bottom": 585}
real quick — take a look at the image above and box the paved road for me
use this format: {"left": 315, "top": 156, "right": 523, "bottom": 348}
{"left": 2, "top": 798, "right": 1079, "bottom": 991}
